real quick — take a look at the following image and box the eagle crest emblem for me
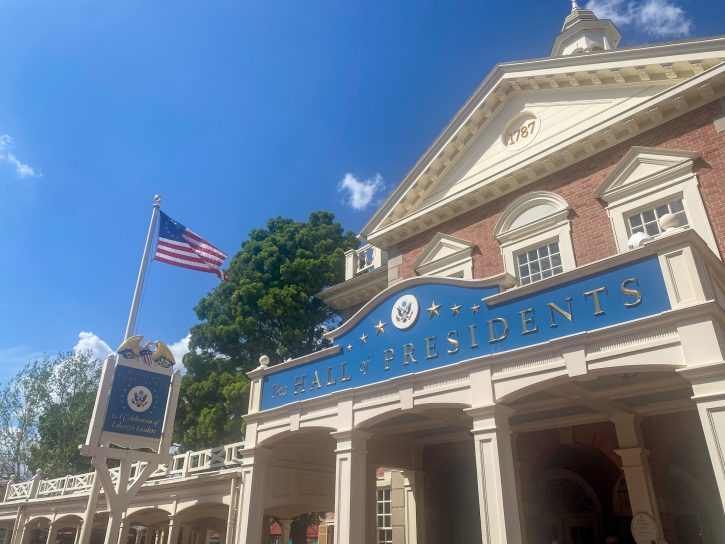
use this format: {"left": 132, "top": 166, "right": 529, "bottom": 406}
{"left": 116, "top": 336, "right": 176, "bottom": 369}
{"left": 391, "top": 294, "right": 419, "bottom": 330}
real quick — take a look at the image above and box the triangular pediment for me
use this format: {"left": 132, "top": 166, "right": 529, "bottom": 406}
{"left": 595, "top": 146, "right": 698, "bottom": 203}
{"left": 420, "top": 84, "right": 666, "bottom": 209}
{"left": 360, "top": 37, "right": 725, "bottom": 249}
{"left": 413, "top": 233, "right": 474, "bottom": 275}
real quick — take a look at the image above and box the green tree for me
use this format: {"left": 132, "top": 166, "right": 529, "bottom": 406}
{"left": 28, "top": 352, "right": 102, "bottom": 477}
{"left": 175, "top": 211, "right": 357, "bottom": 449}
{"left": 0, "top": 352, "right": 101, "bottom": 480}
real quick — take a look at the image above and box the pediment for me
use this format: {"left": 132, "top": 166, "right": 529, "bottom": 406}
{"left": 596, "top": 146, "right": 698, "bottom": 203}
{"left": 360, "top": 38, "right": 725, "bottom": 249}
{"left": 413, "top": 233, "right": 474, "bottom": 275}
{"left": 421, "top": 84, "right": 666, "bottom": 209}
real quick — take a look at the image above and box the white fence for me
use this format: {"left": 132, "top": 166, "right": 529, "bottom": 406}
{"left": 2, "top": 441, "right": 245, "bottom": 502}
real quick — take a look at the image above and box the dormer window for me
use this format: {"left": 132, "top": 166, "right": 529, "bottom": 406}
{"left": 596, "top": 147, "right": 717, "bottom": 256}
{"left": 495, "top": 191, "right": 575, "bottom": 287}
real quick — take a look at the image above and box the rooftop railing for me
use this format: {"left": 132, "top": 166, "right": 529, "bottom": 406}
{"left": 2, "top": 441, "right": 245, "bottom": 503}
{"left": 344, "top": 244, "right": 387, "bottom": 281}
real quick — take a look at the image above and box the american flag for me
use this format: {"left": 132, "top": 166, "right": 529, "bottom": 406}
{"left": 154, "top": 211, "right": 228, "bottom": 280}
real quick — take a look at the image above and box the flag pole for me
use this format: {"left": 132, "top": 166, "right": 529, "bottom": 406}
{"left": 124, "top": 194, "right": 162, "bottom": 341}
{"left": 79, "top": 195, "right": 162, "bottom": 544}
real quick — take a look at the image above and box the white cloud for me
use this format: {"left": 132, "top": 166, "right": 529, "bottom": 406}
{"left": 338, "top": 172, "right": 384, "bottom": 211}
{"left": 74, "top": 332, "right": 113, "bottom": 360}
{"left": 0, "top": 135, "right": 40, "bottom": 178}
{"left": 168, "top": 334, "right": 191, "bottom": 372}
{"left": 585, "top": 0, "right": 692, "bottom": 38}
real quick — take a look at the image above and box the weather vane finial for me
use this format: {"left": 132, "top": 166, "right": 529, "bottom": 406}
{"left": 572, "top": 0, "right": 580, "bottom": 11}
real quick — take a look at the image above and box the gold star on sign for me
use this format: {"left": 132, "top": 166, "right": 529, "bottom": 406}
{"left": 471, "top": 303, "right": 481, "bottom": 314}
{"left": 374, "top": 320, "right": 386, "bottom": 335}
{"left": 451, "top": 304, "right": 462, "bottom": 316}
{"left": 346, "top": 344, "right": 353, "bottom": 352}
{"left": 426, "top": 301, "right": 442, "bottom": 319}
{"left": 360, "top": 333, "right": 368, "bottom": 345}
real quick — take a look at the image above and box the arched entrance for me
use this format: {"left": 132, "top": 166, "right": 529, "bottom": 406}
{"left": 528, "top": 468, "right": 604, "bottom": 544}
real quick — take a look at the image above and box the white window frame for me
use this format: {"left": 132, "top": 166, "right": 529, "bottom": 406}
{"left": 596, "top": 146, "right": 718, "bottom": 257}
{"left": 494, "top": 191, "right": 575, "bottom": 286}
{"left": 376, "top": 487, "right": 393, "bottom": 544}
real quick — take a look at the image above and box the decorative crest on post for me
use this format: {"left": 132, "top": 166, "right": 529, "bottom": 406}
{"left": 116, "top": 335, "right": 175, "bottom": 369}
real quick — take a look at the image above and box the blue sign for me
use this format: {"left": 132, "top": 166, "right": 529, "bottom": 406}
{"left": 102, "top": 365, "right": 171, "bottom": 439}
{"left": 260, "top": 256, "right": 671, "bottom": 410}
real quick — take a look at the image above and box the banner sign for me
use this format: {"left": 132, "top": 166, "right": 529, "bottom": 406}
{"left": 260, "top": 256, "right": 671, "bottom": 410}
{"left": 99, "top": 336, "right": 176, "bottom": 448}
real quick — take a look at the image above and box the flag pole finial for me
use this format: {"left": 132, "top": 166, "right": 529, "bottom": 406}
{"left": 154, "top": 194, "right": 162, "bottom": 205}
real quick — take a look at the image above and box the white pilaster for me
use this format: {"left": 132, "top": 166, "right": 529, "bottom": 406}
{"left": 611, "top": 413, "right": 664, "bottom": 536}
{"left": 331, "top": 430, "right": 370, "bottom": 544}
{"left": 680, "top": 361, "right": 725, "bottom": 516}
{"left": 234, "top": 448, "right": 269, "bottom": 544}
{"left": 466, "top": 405, "right": 523, "bottom": 544}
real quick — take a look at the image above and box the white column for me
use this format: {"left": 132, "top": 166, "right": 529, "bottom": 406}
{"left": 167, "top": 518, "right": 180, "bottom": 544}
{"left": 116, "top": 517, "right": 130, "bottom": 544}
{"left": 401, "top": 470, "right": 422, "bottom": 544}
{"left": 280, "top": 520, "right": 292, "bottom": 544}
{"left": 681, "top": 361, "right": 725, "bottom": 516}
{"left": 331, "top": 430, "right": 369, "bottom": 544}
{"left": 133, "top": 528, "right": 143, "bottom": 544}
{"left": 45, "top": 524, "right": 58, "bottom": 544}
{"left": 467, "top": 405, "right": 523, "bottom": 544}
{"left": 224, "top": 476, "right": 238, "bottom": 544}
{"left": 366, "top": 465, "right": 377, "bottom": 544}
{"left": 234, "top": 448, "right": 269, "bottom": 544}
{"left": 611, "top": 413, "right": 665, "bottom": 536}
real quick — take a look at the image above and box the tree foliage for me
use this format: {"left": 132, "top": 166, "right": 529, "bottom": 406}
{"left": 0, "top": 352, "right": 101, "bottom": 480}
{"left": 175, "top": 211, "right": 357, "bottom": 449}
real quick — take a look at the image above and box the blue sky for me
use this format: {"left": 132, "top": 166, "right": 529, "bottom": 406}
{"left": 1, "top": 0, "right": 723, "bottom": 383}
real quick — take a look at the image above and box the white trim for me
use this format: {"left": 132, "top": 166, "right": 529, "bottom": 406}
{"left": 495, "top": 192, "right": 575, "bottom": 283}
{"left": 413, "top": 233, "right": 475, "bottom": 279}
{"left": 597, "top": 147, "right": 719, "bottom": 257}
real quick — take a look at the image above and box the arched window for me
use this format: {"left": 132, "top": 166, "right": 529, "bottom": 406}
{"left": 494, "top": 191, "right": 575, "bottom": 286}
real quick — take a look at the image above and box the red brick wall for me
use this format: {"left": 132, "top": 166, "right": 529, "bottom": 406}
{"left": 397, "top": 101, "right": 725, "bottom": 280}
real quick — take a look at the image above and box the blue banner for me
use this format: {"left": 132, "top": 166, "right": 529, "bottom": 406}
{"left": 102, "top": 365, "right": 171, "bottom": 439}
{"left": 260, "top": 256, "right": 671, "bottom": 410}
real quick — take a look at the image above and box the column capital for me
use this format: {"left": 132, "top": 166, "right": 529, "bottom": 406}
{"left": 332, "top": 429, "right": 371, "bottom": 453}
{"left": 466, "top": 404, "right": 515, "bottom": 432}
{"left": 614, "top": 446, "right": 651, "bottom": 467}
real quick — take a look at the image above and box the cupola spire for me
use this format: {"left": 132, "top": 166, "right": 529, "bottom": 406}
{"left": 551, "top": 2, "right": 622, "bottom": 56}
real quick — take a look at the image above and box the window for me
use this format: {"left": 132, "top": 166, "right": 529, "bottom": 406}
{"left": 376, "top": 488, "right": 392, "bottom": 544}
{"left": 516, "top": 241, "right": 564, "bottom": 285}
{"left": 626, "top": 198, "right": 688, "bottom": 237}
{"left": 596, "top": 147, "right": 717, "bottom": 257}
{"left": 494, "top": 191, "right": 575, "bottom": 286}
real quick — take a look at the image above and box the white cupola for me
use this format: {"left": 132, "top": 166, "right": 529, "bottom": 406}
{"left": 551, "top": 0, "right": 622, "bottom": 57}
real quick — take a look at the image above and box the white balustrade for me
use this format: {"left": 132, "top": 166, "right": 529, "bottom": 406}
{"left": 1, "top": 440, "right": 245, "bottom": 503}
{"left": 344, "top": 245, "right": 387, "bottom": 280}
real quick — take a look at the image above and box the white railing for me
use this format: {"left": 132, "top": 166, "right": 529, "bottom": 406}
{"left": 344, "top": 244, "right": 387, "bottom": 280}
{"left": 2, "top": 440, "right": 245, "bottom": 503}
